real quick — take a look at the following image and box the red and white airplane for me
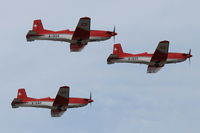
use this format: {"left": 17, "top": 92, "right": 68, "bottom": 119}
{"left": 107, "top": 41, "right": 192, "bottom": 73}
{"left": 26, "top": 17, "right": 117, "bottom": 52}
{"left": 11, "top": 86, "right": 93, "bottom": 117}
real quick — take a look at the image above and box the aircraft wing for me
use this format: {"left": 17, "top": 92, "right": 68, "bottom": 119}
{"left": 70, "top": 17, "right": 90, "bottom": 52}
{"left": 147, "top": 41, "right": 169, "bottom": 73}
{"left": 51, "top": 86, "right": 70, "bottom": 117}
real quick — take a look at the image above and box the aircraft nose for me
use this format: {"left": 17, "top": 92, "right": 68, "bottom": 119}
{"left": 184, "top": 54, "right": 192, "bottom": 58}
{"left": 106, "top": 31, "right": 117, "bottom": 36}
{"left": 88, "top": 99, "right": 93, "bottom": 103}
{"left": 83, "top": 99, "right": 93, "bottom": 103}
{"left": 112, "top": 32, "right": 117, "bottom": 36}
{"left": 188, "top": 54, "right": 192, "bottom": 58}
{"left": 183, "top": 53, "right": 192, "bottom": 58}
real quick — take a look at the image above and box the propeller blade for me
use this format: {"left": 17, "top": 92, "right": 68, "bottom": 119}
{"left": 189, "top": 57, "right": 190, "bottom": 64}
{"left": 189, "top": 49, "right": 191, "bottom": 56}
{"left": 113, "top": 25, "right": 116, "bottom": 33}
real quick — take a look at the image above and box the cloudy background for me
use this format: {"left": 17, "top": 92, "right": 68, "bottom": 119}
{"left": 0, "top": 0, "right": 199, "bottom": 133}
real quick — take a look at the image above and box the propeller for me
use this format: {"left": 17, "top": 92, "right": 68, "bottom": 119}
{"left": 188, "top": 49, "right": 192, "bottom": 64}
{"left": 106, "top": 26, "right": 117, "bottom": 43}
{"left": 113, "top": 26, "right": 116, "bottom": 43}
{"left": 89, "top": 92, "right": 92, "bottom": 107}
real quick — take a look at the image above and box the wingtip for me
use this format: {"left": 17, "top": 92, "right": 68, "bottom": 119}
{"left": 60, "top": 86, "right": 69, "bottom": 88}
{"left": 160, "top": 40, "right": 169, "bottom": 43}
{"left": 80, "top": 17, "right": 91, "bottom": 20}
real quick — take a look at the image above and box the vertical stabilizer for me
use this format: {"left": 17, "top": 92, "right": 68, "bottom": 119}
{"left": 17, "top": 89, "right": 28, "bottom": 101}
{"left": 113, "top": 44, "right": 124, "bottom": 55}
{"left": 32, "top": 19, "right": 44, "bottom": 33}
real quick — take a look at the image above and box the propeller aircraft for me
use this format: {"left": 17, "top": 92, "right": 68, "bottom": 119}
{"left": 11, "top": 86, "right": 93, "bottom": 117}
{"left": 107, "top": 41, "right": 192, "bottom": 73}
{"left": 26, "top": 17, "right": 117, "bottom": 52}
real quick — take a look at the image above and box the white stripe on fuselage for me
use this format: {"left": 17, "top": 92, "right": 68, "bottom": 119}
{"left": 16, "top": 101, "right": 87, "bottom": 109}
{"left": 32, "top": 34, "right": 73, "bottom": 42}
{"left": 114, "top": 56, "right": 186, "bottom": 64}
{"left": 30, "top": 34, "right": 110, "bottom": 43}
{"left": 115, "top": 57, "right": 151, "bottom": 64}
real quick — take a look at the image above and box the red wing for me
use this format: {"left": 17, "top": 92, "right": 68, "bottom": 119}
{"left": 51, "top": 86, "right": 70, "bottom": 117}
{"left": 70, "top": 43, "right": 87, "bottom": 52}
{"left": 72, "top": 17, "right": 90, "bottom": 41}
{"left": 147, "top": 41, "right": 169, "bottom": 73}
{"left": 70, "top": 17, "right": 90, "bottom": 52}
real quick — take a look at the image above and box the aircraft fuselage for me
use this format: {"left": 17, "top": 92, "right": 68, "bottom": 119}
{"left": 12, "top": 97, "right": 92, "bottom": 109}
{"left": 113, "top": 55, "right": 186, "bottom": 65}
{"left": 108, "top": 53, "right": 189, "bottom": 65}
{"left": 26, "top": 30, "right": 111, "bottom": 43}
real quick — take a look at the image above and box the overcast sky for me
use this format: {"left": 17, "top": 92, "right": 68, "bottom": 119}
{"left": 0, "top": 0, "right": 199, "bottom": 133}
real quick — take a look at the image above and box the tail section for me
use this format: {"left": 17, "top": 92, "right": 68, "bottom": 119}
{"left": 17, "top": 88, "right": 28, "bottom": 101}
{"left": 12, "top": 88, "right": 28, "bottom": 108}
{"left": 32, "top": 19, "right": 44, "bottom": 33}
{"left": 113, "top": 44, "right": 124, "bottom": 55}
{"left": 26, "top": 19, "right": 44, "bottom": 41}
{"left": 107, "top": 43, "right": 123, "bottom": 64}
